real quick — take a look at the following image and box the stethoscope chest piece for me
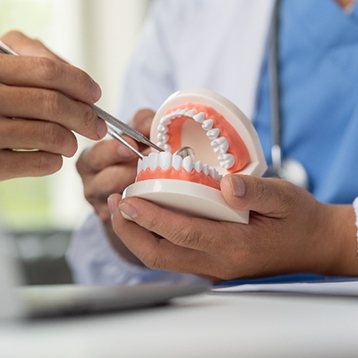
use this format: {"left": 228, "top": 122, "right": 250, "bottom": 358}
{"left": 278, "top": 158, "right": 309, "bottom": 189}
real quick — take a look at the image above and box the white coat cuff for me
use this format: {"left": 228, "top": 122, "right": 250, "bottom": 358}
{"left": 66, "top": 213, "right": 203, "bottom": 286}
{"left": 353, "top": 197, "right": 358, "bottom": 255}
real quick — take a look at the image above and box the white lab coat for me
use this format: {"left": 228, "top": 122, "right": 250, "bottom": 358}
{"left": 67, "top": 0, "right": 275, "bottom": 284}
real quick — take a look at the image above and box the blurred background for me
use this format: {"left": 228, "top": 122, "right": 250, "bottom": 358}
{"left": 0, "top": 0, "right": 149, "bottom": 284}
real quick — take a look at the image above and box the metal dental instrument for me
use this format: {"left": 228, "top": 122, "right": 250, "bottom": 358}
{"left": 107, "top": 124, "right": 144, "bottom": 159}
{"left": 0, "top": 41, "right": 163, "bottom": 156}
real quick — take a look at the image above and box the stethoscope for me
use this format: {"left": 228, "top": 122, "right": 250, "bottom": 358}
{"left": 266, "top": 0, "right": 309, "bottom": 189}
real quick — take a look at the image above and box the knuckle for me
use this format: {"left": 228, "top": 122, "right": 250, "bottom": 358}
{"left": 42, "top": 123, "right": 65, "bottom": 149}
{"left": 41, "top": 123, "right": 77, "bottom": 157}
{"left": 83, "top": 186, "right": 94, "bottom": 203}
{"left": 141, "top": 251, "right": 166, "bottom": 270}
{"left": 171, "top": 220, "right": 200, "bottom": 248}
{"left": 146, "top": 215, "right": 161, "bottom": 233}
{"left": 87, "top": 150, "right": 102, "bottom": 172}
{"left": 75, "top": 149, "right": 88, "bottom": 174}
{"left": 41, "top": 90, "right": 62, "bottom": 117}
{"left": 130, "top": 109, "right": 155, "bottom": 130}
{"left": 4, "top": 30, "right": 25, "bottom": 40}
{"left": 254, "top": 179, "right": 266, "bottom": 202}
{"left": 33, "top": 38, "right": 45, "bottom": 47}
{"left": 36, "top": 57, "right": 60, "bottom": 82}
{"left": 76, "top": 145, "right": 103, "bottom": 173}
{"left": 96, "top": 205, "right": 110, "bottom": 222}
{"left": 278, "top": 181, "right": 298, "bottom": 210}
{"left": 77, "top": 68, "right": 93, "bottom": 88}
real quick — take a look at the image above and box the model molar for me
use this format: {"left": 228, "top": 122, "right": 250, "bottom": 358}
{"left": 136, "top": 152, "right": 222, "bottom": 190}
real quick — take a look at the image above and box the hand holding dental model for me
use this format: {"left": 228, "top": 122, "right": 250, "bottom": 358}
{"left": 78, "top": 90, "right": 358, "bottom": 279}
{"left": 122, "top": 90, "right": 267, "bottom": 223}
{"left": 0, "top": 31, "right": 105, "bottom": 180}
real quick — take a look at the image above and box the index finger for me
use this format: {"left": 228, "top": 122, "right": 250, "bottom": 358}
{"left": 118, "top": 196, "right": 230, "bottom": 254}
{"left": 1, "top": 30, "right": 64, "bottom": 61}
{"left": 0, "top": 55, "right": 101, "bottom": 104}
{"left": 1, "top": 31, "right": 101, "bottom": 104}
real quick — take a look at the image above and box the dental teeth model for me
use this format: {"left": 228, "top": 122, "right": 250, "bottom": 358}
{"left": 137, "top": 152, "right": 222, "bottom": 190}
{"left": 123, "top": 89, "right": 267, "bottom": 224}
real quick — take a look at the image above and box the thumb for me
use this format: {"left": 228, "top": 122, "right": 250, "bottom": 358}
{"left": 220, "top": 174, "right": 296, "bottom": 216}
{"left": 130, "top": 109, "right": 155, "bottom": 137}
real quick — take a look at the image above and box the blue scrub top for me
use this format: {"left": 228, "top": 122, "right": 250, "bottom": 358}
{"left": 254, "top": 0, "right": 358, "bottom": 204}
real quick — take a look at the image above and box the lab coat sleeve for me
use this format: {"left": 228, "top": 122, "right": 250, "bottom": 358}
{"left": 67, "top": 0, "right": 203, "bottom": 285}
{"left": 116, "top": 0, "right": 181, "bottom": 120}
{"left": 67, "top": 213, "right": 201, "bottom": 285}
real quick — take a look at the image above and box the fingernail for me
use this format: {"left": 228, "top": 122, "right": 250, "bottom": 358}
{"left": 117, "top": 144, "right": 136, "bottom": 159}
{"left": 118, "top": 202, "right": 138, "bottom": 220}
{"left": 231, "top": 175, "right": 246, "bottom": 197}
{"left": 97, "top": 118, "right": 108, "bottom": 138}
{"left": 107, "top": 195, "right": 117, "bottom": 215}
{"left": 91, "top": 80, "right": 102, "bottom": 102}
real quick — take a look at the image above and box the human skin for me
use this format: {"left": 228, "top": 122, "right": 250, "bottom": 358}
{"left": 107, "top": 175, "right": 357, "bottom": 280}
{"left": 76, "top": 109, "right": 154, "bottom": 266}
{"left": 77, "top": 0, "right": 358, "bottom": 278}
{"left": 77, "top": 110, "right": 358, "bottom": 279}
{"left": 337, "top": 0, "right": 355, "bottom": 10}
{"left": 0, "top": 31, "right": 106, "bottom": 180}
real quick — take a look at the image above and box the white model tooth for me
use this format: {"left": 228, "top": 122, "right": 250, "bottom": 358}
{"left": 148, "top": 152, "right": 159, "bottom": 171}
{"left": 157, "top": 133, "right": 169, "bottom": 143}
{"left": 219, "top": 153, "right": 235, "bottom": 169}
{"left": 158, "top": 124, "right": 168, "bottom": 134}
{"left": 137, "top": 159, "right": 143, "bottom": 173}
{"left": 202, "top": 119, "right": 213, "bottom": 131}
{"left": 211, "top": 137, "right": 229, "bottom": 153}
{"left": 172, "top": 155, "right": 183, "bottom": 170}
{"left": 193, "top": 112, "right": 205, "bottom": 123}
{"left": 218, "top": 153, "right": 233, "bottom": 161}
{"left": 142, "top": 156, "right": 149, "bottom": 170}
{"left": 159, "top": 151, "right": 172, "bottom": 170}
{"left": 202, "top": 164, "right": 209, "bottom": 176}
{"left": 207, "top": 128, "right": 220, "bottom": 140}
{"left": 194, "top": 160, "right": 202, "bottom": 173}
{"left": 185, "top": 109, "right": 196, "bottom": 117}
{"left": 160, "top": 115, "right": 172, "bottom": 125}
{"left": 163, "top": 144, "right": 171, "bottom": 152}
{"left": 182, "top": 156, "right": 194, "bottom": 173}
{"left": 173, "top": 108, "right": 185, "bottom": 117}
{"left": 209, "top": 167, "right": 216, "bottom": 179}
{"left": 172, "top": 109, "right": 182, "bottom": 118}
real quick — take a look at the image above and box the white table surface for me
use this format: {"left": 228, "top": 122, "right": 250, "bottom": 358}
{"left": 1, "top": 291, "right": 358, "bottom": 358}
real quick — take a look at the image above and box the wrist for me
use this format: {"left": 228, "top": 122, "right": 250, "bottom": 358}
{"left": 321, "top": 203, "right": 357, "bottom": 275}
